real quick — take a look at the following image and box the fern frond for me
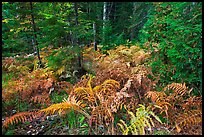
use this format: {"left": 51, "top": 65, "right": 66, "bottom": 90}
{"left": 90, "top": 104, "right": 114, "bottom": 129}
{"left": 164, "top": 83, "right": 188, "bottom": 96}
{"left": 102, "top": 79, "right": 120, "bottom": 89}
{"left": 182, "top": 96, "right": 202, "bottom": 110}
{"left": 41, "top": 96, "right": 90, "bottom": 119}
{"left": 145, "top": 91, "right": 159, "bottom": 102}
{"left": 30, "top": 94, "right": 50, "bottom": 105}
{"left": 120, "top": 79, "right": 132, "bottom": 92}
{"left": 117, "top": 104, "right": 162, "bottom": 135}
{"left": 3, "top": 111, "right": 41, "bottom": 128}
{"left": 175, "top": 110, "right": 202, "bottom": 129}
{"left": 117, "top": 120, "right": 128, "bottom": 134}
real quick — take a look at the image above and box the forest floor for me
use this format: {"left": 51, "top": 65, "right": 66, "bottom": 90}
{"left": 2, "top": 45, "right": 202, "bottom": 135}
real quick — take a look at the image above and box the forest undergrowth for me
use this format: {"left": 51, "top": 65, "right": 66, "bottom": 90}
{"left": 2, "top": 44, "right": 202, "bottom": 135}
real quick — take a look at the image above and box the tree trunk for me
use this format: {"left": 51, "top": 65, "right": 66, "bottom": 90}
{"left": 74, "top": 2, "right": 82, "bottom": 68}
{"left": 103, "top": 2, "right": 107, "bottom": 28}
{"left": 103, "top": 2, "right": 107, "bottom": 41}
{"left": 93, "top": 22, "right": 97, "bottom": 51}
{"left": 107, "top": 2, "right": 113, "bottom": 20}
{"left": 130, "top": 2, "right": 137, "bottom": 41}
{"left": 30, "top": 2, "right": 42, "bottom": 68}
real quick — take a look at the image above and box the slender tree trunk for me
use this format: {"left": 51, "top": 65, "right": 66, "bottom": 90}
{"left": 30, "top": 2, "right": 42, "bottom": 68}
{"left": 103, "top": 2, "right": 107, "bottom": 28}
{"left": 130, "top": 2, "right": 137, "bottom": 41}
{"left": 107, "top": 2, "right": 113, "bottom": 20}
{"left": 103, "top": 2, "right": 107, "bottom": 42}
{"left": 93, "top": 22, "right": 97, "bottom": 51}
{"left": 74, "top": 2, "right": 81, "bottom": 68}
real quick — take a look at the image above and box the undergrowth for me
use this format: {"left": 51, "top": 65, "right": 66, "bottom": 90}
{"left": 2, "top": 45, "right": 202, "bottom": 135}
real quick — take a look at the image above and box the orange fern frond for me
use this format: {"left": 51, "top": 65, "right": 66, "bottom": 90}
{"left": 145, "top": 91, "right": 159, "bottom": 102}
{"left": 164, "top": 83, "right": 188, "bottom": 97}
{"left": 40, "top": 96, "right": 90, "bottom": 119}
{"left": 102, "top": 79, "right": 120, "bottom": 89}
{"left": 3, "top": 111, "right": 41, "bottom": 128}
{"left": 145, "top": 91, "right": 167, "bottom": 102}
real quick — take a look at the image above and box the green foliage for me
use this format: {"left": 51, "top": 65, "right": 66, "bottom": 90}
{"left": 67, "top": 109, "right": 77, "bottom": 129}
{"left": 50, "top": 91, "right": 69, "bottom": 103}
{"left": 2, "top": 2, "right": 202, "bottom": 135}
{"left": 117, "top": 104, "right": 162, "bottom": 135}
{"left": 2, "top": 2, "right": 36, "bottom": 56}
{"left": 140, "top": 2, "right": 202, "bottom": 93}
{"left": 45, "top": 47, "right": 76, "bottom": 79}
{"left": 4, "top": 129, "right": 15, "bottom": 135}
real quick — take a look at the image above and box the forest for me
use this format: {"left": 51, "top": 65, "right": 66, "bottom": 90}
{"left": 2, "top": 2, "right": 202, "bottom": 135}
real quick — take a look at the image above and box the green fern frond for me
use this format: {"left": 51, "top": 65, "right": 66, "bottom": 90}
{"left": 117, "top": 104, "right": 162, "bottom": 135}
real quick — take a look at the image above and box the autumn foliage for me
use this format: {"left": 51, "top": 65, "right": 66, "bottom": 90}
{"left": 2, "top": 45, "right": 202, "bottom": 135}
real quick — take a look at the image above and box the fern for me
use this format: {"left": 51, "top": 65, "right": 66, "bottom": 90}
{"left": 117, "top": 104, "right": 162, "bottom": 135}
{"left": 174, "top": 110, "right": 202, "bottom": 133}
{"left": 30, "top": 93, "right": 50, "bottom": 105}
{"left": 145, "top": 83, "right": 202, "bottom": 133}
{"left": 3, "top": 111, "right": 41, "bottom": 128}
{"left": 181, "top": 96, "right": 202, "bottom": 110}
{"left": 164, "top": 83, "right": 189, "bottom": 97}
{"left": 40, "top": 96, "right": 90, "bottom": 119}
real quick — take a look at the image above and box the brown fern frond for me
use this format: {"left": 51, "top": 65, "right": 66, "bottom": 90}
{"left": 89, "top": 104, "right": 114, "bottom": 134}
{"left": 145, "top": 91, "right": 159, "bottom": 102}
{"left": 120, "top": 79, "right": 133, "bottom": 92}
{"left": 123, "top": 97, "right": 139, "bottom": 112}
{"left": 2, "top": 111, "right": 42, "bottom": 128}
{"left": 181, "top": 96, "right": 202, "bottom": 110}
{"left": 145, "top": 91, "right": 171, "bottom": 118}
{"left": 145, "top": 91, "right": 167, "bottom": 102}
{"left": 30, "top": 93, "right": 50, "bottom": 106}
{"left": 109, "top": 91, "right": 134, "bottom": 113}
{"left": 164, "top": 83, "right": 188, "bottom": 97}
{"left": 174, "top": 109, "right": 202, "bottom": 132}
{"left": 56, "top": 81, "right": 73, "bottom": 94}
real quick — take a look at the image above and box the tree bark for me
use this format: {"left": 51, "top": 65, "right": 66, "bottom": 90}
{"left": 103, "top": 2, "right": 107, "bottom": 41}
{"left": 30, "top": 2, "right": 42, "bottom": 68}
{"left": 130, "top": 2, "right": 137, "bottom": 41}
{"left": 93, "top": 22, "right": 97, "bottom": 51}
{"left": 74, "top": 2, "right": 82, "bottom": 68}
{"left": 103, "top": 2, "right": 107, "bottom": 28}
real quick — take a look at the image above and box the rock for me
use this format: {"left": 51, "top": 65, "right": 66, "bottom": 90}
{"left": 27, "top": 131, "right": 31, "bottom": 135}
